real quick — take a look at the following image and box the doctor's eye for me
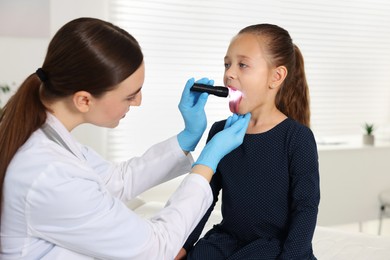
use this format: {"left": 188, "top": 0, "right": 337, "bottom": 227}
{"left": 126, "top": 93, "right": 139, "bottom": 101}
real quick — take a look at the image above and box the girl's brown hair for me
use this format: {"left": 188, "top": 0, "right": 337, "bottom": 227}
{"left": 0, "top": 17, "right": 143, "bottom": 219}
{"left": 239, "top": 24, "right": 310, "bottom": 127}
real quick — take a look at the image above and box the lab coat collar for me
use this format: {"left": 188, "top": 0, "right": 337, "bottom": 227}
{"left": 44, "top": 112, "right": 86, "bottom": 161}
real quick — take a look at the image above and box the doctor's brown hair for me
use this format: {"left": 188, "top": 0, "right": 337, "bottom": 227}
{"left": 238, "top": 24, "right": 310, "bottom": 127}
{"left": 0, "top": 18, "right": 143, "bottom": 220}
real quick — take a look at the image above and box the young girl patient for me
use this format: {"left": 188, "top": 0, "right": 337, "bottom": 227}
{"left": 177, "top": 23, "right": 320, "bottom": 260}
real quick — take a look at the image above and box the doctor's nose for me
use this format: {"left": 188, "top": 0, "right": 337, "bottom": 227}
{"left": 130, "top": 92, "right": 142, "bottom": 107}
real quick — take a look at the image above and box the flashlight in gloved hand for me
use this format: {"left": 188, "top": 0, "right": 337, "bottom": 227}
{"left": 190, "top": 83, "right": 229, "bottom": 98}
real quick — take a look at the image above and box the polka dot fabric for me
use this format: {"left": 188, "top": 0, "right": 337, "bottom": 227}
{"left": 184, "top": 118, "right": 320, "bottom": 260}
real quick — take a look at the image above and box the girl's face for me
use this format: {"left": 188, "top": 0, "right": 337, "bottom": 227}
{"left": 87, "top": 62, "right": 145, "bottom": 128}
{"left": 224, "top": 33, "right": 275, "bottom": 115}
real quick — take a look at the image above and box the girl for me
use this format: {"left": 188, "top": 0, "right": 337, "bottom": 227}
{"left": 179, "top": 23, "right": 320, "bottom": 260}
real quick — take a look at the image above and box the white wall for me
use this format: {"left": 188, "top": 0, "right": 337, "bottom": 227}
{"left": 49, "top": 0, "right": 108, "bottom": 33}
{"left": 317, "top": 145, "right": 390, "bottom": 226}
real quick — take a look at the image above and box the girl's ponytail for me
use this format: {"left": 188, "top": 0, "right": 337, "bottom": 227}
{"left": 276, "top": 45, "right": 310, "bottom": 127}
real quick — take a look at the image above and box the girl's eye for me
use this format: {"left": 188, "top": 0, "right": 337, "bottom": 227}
{"left": 224, "top": 63, "right": 231, "bottom": 69}
{"left": 239, "top": 63, "right": 247, "bottom": 68}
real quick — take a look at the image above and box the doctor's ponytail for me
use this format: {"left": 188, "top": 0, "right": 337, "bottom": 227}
{"left": 0, "top": 74, "right": 47, "bottom": 204}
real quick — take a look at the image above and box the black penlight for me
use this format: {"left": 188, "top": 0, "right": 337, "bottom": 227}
{"left": 190, "top": 83, "right": 229, "bottom": 98}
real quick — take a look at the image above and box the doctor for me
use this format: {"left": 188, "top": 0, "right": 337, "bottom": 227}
{"left": 0, "top": 17, "right": 251, "bottom": 259}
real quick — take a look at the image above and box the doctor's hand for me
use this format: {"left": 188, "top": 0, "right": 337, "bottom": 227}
{"left": 177, "top": 77, "right": 214, "bottom": 152}
{"left": 193, "top": 113, "right": 251, "bottom": 173}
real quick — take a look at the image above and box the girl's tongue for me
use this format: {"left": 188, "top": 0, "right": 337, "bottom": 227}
{"left": 228, "top": 88, "right": 243, "bottom": 114}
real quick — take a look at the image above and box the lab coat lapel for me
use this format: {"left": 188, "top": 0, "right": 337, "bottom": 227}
{"left": 44, "top": 113, "right": 86, "bottom": 161}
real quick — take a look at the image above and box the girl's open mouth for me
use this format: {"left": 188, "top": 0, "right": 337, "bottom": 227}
{"left": 228, "top": 88, "right": 243, "bottom": 114}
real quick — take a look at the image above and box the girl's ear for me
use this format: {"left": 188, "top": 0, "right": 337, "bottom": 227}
{"left": 72, "top": 91, "right": 93, "bottom": 113}
{"left": 270, "top": 66, "right": 288, "bottom": 89}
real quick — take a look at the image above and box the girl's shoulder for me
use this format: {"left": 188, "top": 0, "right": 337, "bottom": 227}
{"left": 280, "top": 118, "right": 313, "bottom": 136}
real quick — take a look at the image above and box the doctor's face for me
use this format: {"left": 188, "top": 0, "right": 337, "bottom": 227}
{"left": 88, "top": 63, "right": 145, "bottom": 128}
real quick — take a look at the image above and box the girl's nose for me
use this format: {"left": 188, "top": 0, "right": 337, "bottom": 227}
{"left": 224, "top": 67, "right": 236, "bottom": 80}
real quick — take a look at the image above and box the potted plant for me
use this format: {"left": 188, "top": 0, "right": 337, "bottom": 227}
{"left": 363, "top": 122, "right": 375, "bottom": 145}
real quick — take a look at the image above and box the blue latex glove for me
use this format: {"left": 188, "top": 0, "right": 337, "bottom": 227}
{"left": 194, "top": 113, "right": 251, "bottom": 172}
{"left": 177, "top": 77, "right": 214, "bottom": 151}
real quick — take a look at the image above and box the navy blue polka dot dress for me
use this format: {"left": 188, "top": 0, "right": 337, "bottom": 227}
{"left": 184, "top": 118, "right": 320, "bottom": 260}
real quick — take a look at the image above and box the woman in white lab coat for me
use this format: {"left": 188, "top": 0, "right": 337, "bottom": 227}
{"left": 0, "top": 18, "right": 251, "bottom": 259}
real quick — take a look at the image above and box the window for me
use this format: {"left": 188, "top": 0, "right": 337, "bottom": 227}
{"left": 107, "top": 0, "right": 390, "bottom": 161}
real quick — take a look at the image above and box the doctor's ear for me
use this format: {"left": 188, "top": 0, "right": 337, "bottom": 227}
{"left": 270, "top": 66, "right": 288, "bottom": 89}
{"left": 73, "top": 91, "right": 93, "bottom": 113}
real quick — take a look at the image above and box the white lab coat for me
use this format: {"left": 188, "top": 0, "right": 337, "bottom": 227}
{"left": 0, "top": 113, "right": 212, "bottom": 259}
